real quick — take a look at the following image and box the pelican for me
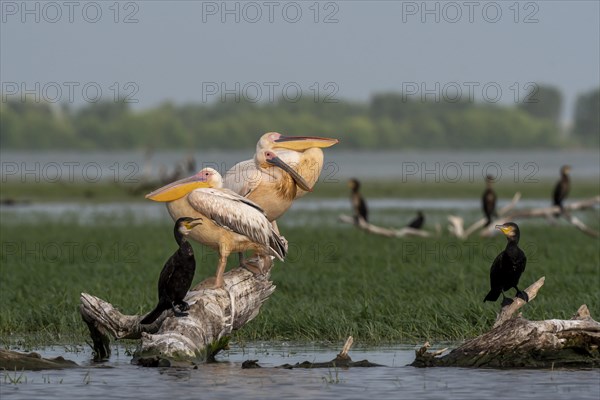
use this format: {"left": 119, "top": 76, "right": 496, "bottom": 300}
{"left": 223, "top": 132, "right": 339, "bottom": 223}
{"left": 146, "top": 168, "right": 287, "bottom": 289}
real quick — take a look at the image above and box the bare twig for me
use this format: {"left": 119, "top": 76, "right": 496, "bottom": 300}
{"left": 338, "top": 215, "right": 433, "bottom": 238}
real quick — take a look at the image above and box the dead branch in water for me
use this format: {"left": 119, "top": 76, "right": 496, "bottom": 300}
{"left": 411, "top": 277, "right": 600, "bottom": 369}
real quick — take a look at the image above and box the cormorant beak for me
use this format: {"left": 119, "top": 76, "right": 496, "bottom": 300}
{"left": 495, "top": 224, "right": 513, "bottom": 236}
{"left": 184, "top": 218, "right": 203, "bottom": 230}
{"left": 273, "top": 135, "right": 339, "bottom": 151}
{"left": 266, "top": 155, "right": 313, "bottom": 192}
{"left": 146, "top": 174, "right": 211, "bottom": 202}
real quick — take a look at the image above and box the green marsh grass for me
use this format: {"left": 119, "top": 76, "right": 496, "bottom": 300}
{"left": 1, "top": 217, "right": 598, "bottom": 347}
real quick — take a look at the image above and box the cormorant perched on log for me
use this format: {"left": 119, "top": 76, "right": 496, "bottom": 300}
{"left": 482, "top": 175, "right": 497, "bottom": 227}
{"left": 407, "top": 210, "right": 425, "bottom": 229}
{"left": 553, "top": 165, "right": 571, "bottom": 216}
{"left": 484, "top": 222, "right": 528, "bottom": 306}
{"left": 141, "top": 217, "right": 202, "bottom": 325}
{"left": 348, "top": 178, "right": 368, "bottom": 224}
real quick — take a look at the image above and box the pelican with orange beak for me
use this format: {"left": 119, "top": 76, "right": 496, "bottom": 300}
{"left": 223, "top": 132, "right": 339, "bottom": 223}
{"left": 145, "top": 168, "right": 287, "bottom": 289}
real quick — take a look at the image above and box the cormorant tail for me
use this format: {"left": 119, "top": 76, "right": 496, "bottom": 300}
{"left": 553, "top": 205, "right": 563, "bottom": 218}
{"left": 140, "top": 303, "right": 169, "bottom": 325}
{"left": 516, "top": 289, "right": 529, "bottom": 302}
{"left": 483, "top": 289, "right": 501, "bottom": 303}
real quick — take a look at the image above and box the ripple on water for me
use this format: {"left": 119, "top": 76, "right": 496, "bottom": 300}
{"left": 1, "top": 344, "right": 599, "bottom": 400}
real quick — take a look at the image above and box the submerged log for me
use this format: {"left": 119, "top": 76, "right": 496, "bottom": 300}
{"left": 0, "top": 349, "right": 78, "bottom": 371}
{"left": 277, "top": 336, "right": 381, "bottom": 369}
{"left": 411, "top": 278, "right": 600, "bottom": 368}
{"left": 80, "top": 261, "right": 276, "bottom": 365}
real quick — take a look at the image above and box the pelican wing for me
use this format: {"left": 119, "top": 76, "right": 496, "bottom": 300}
{"left": 187, "top": 188, "right": 286, "bottom": 260}
{"left": 223, "top": 159, "right": 262, "bottom": 197}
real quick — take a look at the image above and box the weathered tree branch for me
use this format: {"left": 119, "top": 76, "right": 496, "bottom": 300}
{"left": 338, "top": 215, "right": 437, "bottom": 238}
{"left": 80, "top": 264, "right": 275, "bottom": 365}
{"left": 411, "top": 277, "right": 600, "bottom": 368}
{"left": 450, "top": 195, "right": 599, "bottom": 239}
{"left": 489, "top": 196, "right": 600, "bottom": 237}
{"left": 448, "top": 192, "right": 521, "bottom": 239}
{"left": 493, "top": 276, "right": 545, "bottom": 328}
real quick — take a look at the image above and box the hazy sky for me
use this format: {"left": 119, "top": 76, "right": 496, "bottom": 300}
{"left": 1, "top": 1, "right": 599, "bottom": 122}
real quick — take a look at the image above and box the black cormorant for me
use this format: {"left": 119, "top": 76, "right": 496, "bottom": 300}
{"left": 140, "top": 217, "right": 202, "bottom": 325}
{"left": 407, "top": 210, "right": 425, "bottom": 229}
{"left": 482, "top": 175, "right": 497, "bottom": 227}
{"left": 483, "top": 222, "right": 528, "bottom": 306}
{"left": 553, "top": 165, "right": 571, "bottom": 216}
{"left": 348, "top": 178, "right": 368, "bottom": 224}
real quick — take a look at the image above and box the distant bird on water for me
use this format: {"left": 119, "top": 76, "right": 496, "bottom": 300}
{"left": 141, "top": 217, "right": 202, "bottom": 325}
{"left": 482, "top": 175, "right": 497, "bottom": 227}
{"left": 407, "top": 210, "right": 425, "bottom": 229}
{"left": 348, "top": 178, "right": 368, "bottom": 224}
{"left": 553, "top": 165, "right": 571, "bottom": 216}
{"left": 483, "top": 222, "right": 528, "bottom": 306}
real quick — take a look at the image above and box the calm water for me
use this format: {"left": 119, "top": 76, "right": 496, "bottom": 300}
{"left": 1, "top": 149, "right": 599, "bottom": 182}
{"left": 1, "top": 197, "right": 587, "bottom": 229}
{"left": 1, "top": 344, "right": 598, "bottom": 400}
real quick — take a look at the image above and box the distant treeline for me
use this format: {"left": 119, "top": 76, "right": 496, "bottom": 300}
{"left": 1, "top": 85, "right": 598, "bottom": 150}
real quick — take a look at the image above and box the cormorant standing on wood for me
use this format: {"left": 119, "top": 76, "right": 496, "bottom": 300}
{"left": 407, "top": 210, "right": 425, "bottom": 229}
{"left": 553, "top": 165, "right": 571, "bottom": 216}
{"left": 141, "top": 217, "right": 202, "bottom": 325}
{"left": 348, "top": 178, "right": 368, "bottom": 224}
{"left": 484, "top": 222, "right": 528, "bottom": 306}
{"left": 482, "top": 175, "right": 497, "bottom": 227}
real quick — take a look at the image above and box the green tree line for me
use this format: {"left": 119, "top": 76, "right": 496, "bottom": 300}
{"left": 1, "top": 85, "right": 597, "bottom": 150}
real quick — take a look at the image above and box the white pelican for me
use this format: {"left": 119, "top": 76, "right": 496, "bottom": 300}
{"left": 146, "top": 168, "right": 287, "bottom": 289}
{"left": 223, "top": 132, "right": 339, "bottom": 223}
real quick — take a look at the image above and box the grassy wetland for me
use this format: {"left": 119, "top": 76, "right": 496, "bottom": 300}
{"left": 1, "top": 206, "right": 598, "bottom": 348}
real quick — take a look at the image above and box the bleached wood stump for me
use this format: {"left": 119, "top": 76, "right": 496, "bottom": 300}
{"left": 80, "top": 264, "right": 275, "bottom": 366}
{"left": 411, "top": 277, "right": 600, "bottom": 368}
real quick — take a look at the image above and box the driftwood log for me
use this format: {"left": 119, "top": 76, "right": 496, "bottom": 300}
{"left": 411, "top": 277, "right": 600, "bottom": 368}
{"left": 338, "top": 214, "right": 439, "bottom": 238}
{"left": 449, "top": 195, "right": 600, "bottom": 239}
{"left": 80, "top": 261, "right": 275, "bottom": 366}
